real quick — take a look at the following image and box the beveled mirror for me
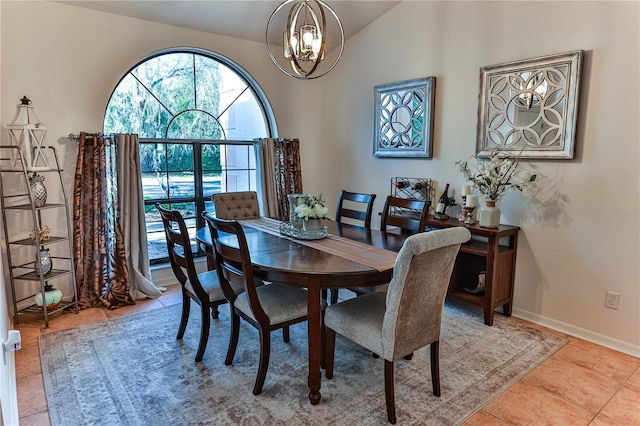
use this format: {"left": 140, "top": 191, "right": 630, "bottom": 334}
{"left": 477, "top": 50, "right": 583, "bottom": 159}
{"left": 373, "top": 77, "right": 435, "bottom": 158}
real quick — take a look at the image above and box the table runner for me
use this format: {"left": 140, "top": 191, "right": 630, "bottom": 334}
{"left": 240, "top": 218, "right": 398, "bottom": 272}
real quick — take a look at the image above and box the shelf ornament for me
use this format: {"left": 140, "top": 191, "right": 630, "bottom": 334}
{"left": 29, "top": 224, "right": 51, "bottom": 242}
{"left": 6, "top": 96, "right": 51, "bottom": 170}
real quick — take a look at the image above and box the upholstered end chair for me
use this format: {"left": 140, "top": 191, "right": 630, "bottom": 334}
{"left": 324, "top": 227, "right": 471, "bottom": 424}
{"left": 212, "top": 191, "right": 260, "bottom": 220}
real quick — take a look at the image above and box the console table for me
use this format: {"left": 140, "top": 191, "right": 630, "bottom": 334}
{"left": 425, "top": 215, "right": 520, "bottom": 326}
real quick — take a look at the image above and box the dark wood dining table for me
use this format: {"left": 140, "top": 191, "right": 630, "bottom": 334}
{"left": 196, "top": 219, "right": 407, "bottom": 405}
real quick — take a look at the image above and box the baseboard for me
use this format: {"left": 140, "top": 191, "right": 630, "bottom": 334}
{"left": 150, "top": 259, "right": 208, "bottom": 288}
{"left": 512, "top": 308, "right": 640, "bottom": 358}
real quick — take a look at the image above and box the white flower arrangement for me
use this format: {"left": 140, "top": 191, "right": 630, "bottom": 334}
{"left": 455, "top": 151, "right": 537, "bottom": 202}
{"left": 294, "top": 194, "right": 329, "bottom": 221}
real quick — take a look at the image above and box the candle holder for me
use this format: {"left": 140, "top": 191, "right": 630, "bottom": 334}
{"left": 458, "top": 195, "right": 467, "bottom": 222}
{"left": 463, "top": 206, "right": 477, "bottom": 225}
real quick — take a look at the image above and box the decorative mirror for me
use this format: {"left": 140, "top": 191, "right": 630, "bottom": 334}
{"left": 373, "top": 77, "right": 435, "bottom": 158}
{"left": 477, "top": 50, "right": 583, "bottom": 159}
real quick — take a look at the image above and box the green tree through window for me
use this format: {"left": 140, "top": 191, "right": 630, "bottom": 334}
{"left": 104, "top": 48, "right": 275, "bottom": 263}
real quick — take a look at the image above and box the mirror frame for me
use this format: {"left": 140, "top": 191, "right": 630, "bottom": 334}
{"left": 476, "top": 50, "right": 583, "bottom": 159}
{"left": 373, "top": 76, "right": 435, "bottom": 158}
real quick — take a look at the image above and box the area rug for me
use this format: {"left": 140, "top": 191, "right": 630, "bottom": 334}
{"left": 40, "top": 300, "right": 567, "bottom": 426}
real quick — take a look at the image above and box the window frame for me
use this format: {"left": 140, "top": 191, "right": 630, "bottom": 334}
{"left": 103, "top": 47, "right": 277, "bottom": 264}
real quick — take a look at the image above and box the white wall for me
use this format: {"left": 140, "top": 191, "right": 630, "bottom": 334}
{"left": 0, "top": 1, "right": 21, "bottom": 418}
{"left": 308, "top": 1, "right": 639, "bottom": 354}
{"left": 1, "top": 1, "right": 638, "bottom": 355}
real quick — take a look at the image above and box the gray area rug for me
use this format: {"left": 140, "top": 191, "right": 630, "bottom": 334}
{"left": 40, "top": 300, "right": 567, "bottom": 425}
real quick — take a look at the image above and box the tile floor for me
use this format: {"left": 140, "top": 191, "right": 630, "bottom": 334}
{"left": 13, "top": 284, "right": 640, "bottom": 426}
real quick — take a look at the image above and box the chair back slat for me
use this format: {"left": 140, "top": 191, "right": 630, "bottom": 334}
{"left": 335, "top": 190, "right": 376, "bottom": 228}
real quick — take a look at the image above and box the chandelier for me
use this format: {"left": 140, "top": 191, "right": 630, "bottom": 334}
{"left": 266, "top": 0, "right": 344, "bottom": 80}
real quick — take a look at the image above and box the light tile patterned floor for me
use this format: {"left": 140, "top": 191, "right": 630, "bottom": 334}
{"left": 14, "top": 284, "right": 640, "bottom": 425}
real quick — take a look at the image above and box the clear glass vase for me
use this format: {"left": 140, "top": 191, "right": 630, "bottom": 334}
{"left": 288, "top": 193, "right": 304, "bottom": 229}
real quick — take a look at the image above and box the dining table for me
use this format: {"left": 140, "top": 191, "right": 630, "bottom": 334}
{"left": 196, "top": 217, "right": 407, "bottom": 405}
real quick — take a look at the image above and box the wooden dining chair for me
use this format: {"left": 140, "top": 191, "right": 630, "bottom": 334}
{"left": 156, "top": 204, "right": 236, "bottom": 363}
{"left": 202, "top": 212, "right": 326, "bottom": 395}
{"left": 324, "top": 227, "right": 471, "bottom": 424}
{"left": 380, "top": 196, "right": 430, "bottom": 235}
{"left": 330, "top": 190, "right": 377, "bottom": 303}
{"left": 212, "top": 191, "right": 260, "bottom": 220}
{"left": 345, "top": 196, "right": 431, "bottom": 299}
{"left": 335, "top": 190, "right": 377, "bottom": 228}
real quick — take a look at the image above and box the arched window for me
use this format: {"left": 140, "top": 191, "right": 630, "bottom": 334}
{"left": 104, "top": 48, "right": 276, "bottom": 262}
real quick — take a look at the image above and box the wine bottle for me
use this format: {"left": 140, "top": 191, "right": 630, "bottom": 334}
{"left": 435, "top": 183, "right": 450, "bottom": 216}
{"left": 411, "top": 181, "right": 424, "bottom": 190}
{"left": 394, "top": 180, "right": 409, "bottom": 189}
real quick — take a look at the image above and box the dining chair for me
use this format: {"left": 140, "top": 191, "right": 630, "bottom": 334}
{"left": 324, "top": 227, "right": 471, "bottom": 424}
{"left": 330, "top": 190, "right": 377, "bottom": 303}
{"left": 380, "top": 195, "right": 430, "bottom": 235}
{"left": 202, "top": 212, "right": 326, "bottom": 395}
{"left": 335, "top": 190, "right": 377, "bottom": 228}
{"left": 212, "top": 191, "right": 260, "bottom": 220}
{"left": 348, "top": 196, "right": 431, "bottom": 298}
{"left": 156, "top": 203, "right": 238, "bottom": 363}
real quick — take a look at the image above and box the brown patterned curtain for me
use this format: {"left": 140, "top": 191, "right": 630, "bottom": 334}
{"left": 73, "top": 132, "right": 135, "bottom": 309}
{"left": 255, "top": 138, "right": 303, "bottom": 221}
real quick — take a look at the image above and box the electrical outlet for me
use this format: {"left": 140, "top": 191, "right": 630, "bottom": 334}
{"left": 605, "top": 291, "right": 620, "bottom": 310}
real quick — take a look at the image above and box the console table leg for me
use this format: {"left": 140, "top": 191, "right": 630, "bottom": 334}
{"left": 484, "top": 305, "right": 494, "bottom": 326}
{"left": 503, "top": 302, "right": 513, "bottom": 316}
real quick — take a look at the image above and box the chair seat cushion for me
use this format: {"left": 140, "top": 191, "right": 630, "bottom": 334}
{"left": 325, "top": 292, "right": 386, "bottom": 356}
{"left": 234, "top": 283, "right": 324, "bottom": 325}
{"left": 185, "top": 270, "right": 227, "bottom": 303}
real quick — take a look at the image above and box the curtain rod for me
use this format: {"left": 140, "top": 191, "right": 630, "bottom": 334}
{"left": 67, "top": 133, "right": 113, "bottom": 141}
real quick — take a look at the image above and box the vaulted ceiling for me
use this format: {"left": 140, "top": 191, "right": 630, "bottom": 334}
{"left": 57, "top": 1, "right": 400, "bottom": 51}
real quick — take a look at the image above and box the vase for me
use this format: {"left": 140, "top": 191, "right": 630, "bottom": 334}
{"left": 288, "top": 193, "right": 304, "bottom": 229}
{"left": 28, "top": 172, "right": 47, "bottom": 207}
{"left": 34, "top": 284, "right": 62, "bottom": 311}
{"left": 479, "top": 200, "right": 501, "bottom": 228}
{"left": 34, "top": 248, "right": 53, "bottom": 275}
{"left": 303, "top": 218, "right": 321, "bottom": 232}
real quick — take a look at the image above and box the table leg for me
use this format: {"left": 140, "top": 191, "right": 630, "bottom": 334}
{"left": 307, "top": 279, "right": 322, "bottom": 405}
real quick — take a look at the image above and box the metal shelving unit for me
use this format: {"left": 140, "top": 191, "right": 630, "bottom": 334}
{"left": 0, "top": 145, "right": 78, "bottom": 327}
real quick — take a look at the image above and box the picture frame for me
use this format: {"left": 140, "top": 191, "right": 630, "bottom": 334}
{"left": 476, "top": 50, "right": 583, "bottom": 159}
{"left": 373, "top": 77, "right": 435, "bottom": 158}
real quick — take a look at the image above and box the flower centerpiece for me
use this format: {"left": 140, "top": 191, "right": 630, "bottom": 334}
{"left": 455, "top": 151, "right": 537, "bottom": 202}
{"left": 455, "top": 151, "right": 537, "bottom": 227}
{"left": 294, "top": 193, "right": 329, "bottom": 231}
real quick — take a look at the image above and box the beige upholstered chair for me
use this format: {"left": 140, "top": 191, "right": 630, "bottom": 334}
{"left": 324, "top": 227, "right": 471, "bottom": 424}
{"left": 156, "top": 204, "right": 244, "bottom": 362}
{"left": 350, "top": 196, "right": 431, "bottom": 298}
{"left": 203, "top": 212, "right": 326, "bottom": 395}
{"left": 212, "top": 191, "right": 260, "bottom": 220}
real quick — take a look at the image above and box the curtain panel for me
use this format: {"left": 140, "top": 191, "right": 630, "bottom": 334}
{"left": 115, "top": 133, "right": 163, "bottom": 300}
{"left": 255, "top": 138, "right": 303, "bottom": 221}
{"left": 73, "top": 132, "right": 135, "bottom": 309}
